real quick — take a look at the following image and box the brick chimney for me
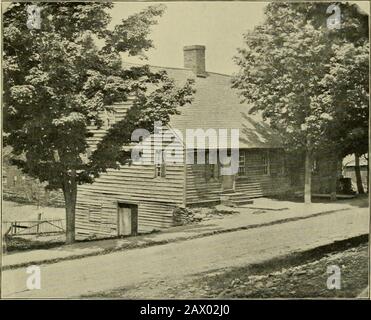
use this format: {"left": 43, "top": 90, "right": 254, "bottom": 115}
{"left": 183, "top": 45, "right": 207, "bottom": 77}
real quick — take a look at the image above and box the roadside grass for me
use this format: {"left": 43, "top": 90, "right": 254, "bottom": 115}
{"left": 5, "top": 234, "right": 66, "bottom": 252}
{"left": 85, "top": 235, "right": 369, "bottom": 299}
{"left": 173, "top": 236, "right": 369, "bottom": 299}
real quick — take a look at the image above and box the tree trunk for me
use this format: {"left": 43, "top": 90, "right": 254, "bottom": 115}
{"left": 354, "top": 154, "right": 364, "bottom": 194}
{"left": 366, "top": 155, "right": 369, "bottom": 193}
{"left": 62, "top": 171, "right": 77, "bottom": 244}
{"left": 329, "top": 155, "right": 338, "bottom": 201}
{"left": 304, "top": 149, "right": 312, "bottom": 204}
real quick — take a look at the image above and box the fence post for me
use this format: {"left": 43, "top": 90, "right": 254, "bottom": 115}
{"left": 37, "top": 213, "right": 42, "bottom": 234}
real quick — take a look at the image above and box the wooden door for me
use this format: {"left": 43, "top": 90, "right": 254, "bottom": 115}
{"left": 118, "top": 206, "right": 131, "bottom": 236}
{"left": 118, "top": 204, "right": 138, "bottom": 236}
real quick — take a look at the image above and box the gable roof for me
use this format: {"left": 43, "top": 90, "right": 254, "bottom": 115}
{"left": 124, "top": 63, "right": 282, "bottom": 149}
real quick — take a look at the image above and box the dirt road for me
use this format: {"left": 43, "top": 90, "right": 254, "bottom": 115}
{"left": 2, "top": 207, "right": 368, "bottom": 298}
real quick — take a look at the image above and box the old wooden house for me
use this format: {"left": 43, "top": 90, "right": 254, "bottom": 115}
{"left": 75, "top": 45, "right": 303, "bottom": 239}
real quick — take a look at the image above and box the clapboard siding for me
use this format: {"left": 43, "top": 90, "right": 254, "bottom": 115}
{"left": 186, "top": 164, "right": 222, "bottom": 204}
{"left": 76, "top": 121, "right": 186, "bottom": 239}
{"left": 236, "top": 149, "right": 290, "bottom": 196}
{"left": 185, "top": 148, "right": 290, "bottom": 204}
{"left": 235, "top": 176, "right": 290, "bottom": 196}
{"left": 86, "top": 101, "right": 133, "bottom": 151}
{"left": 74, "top": 65, "right": 292, "bottom": 240}
{"left": 78, "top": 115, "right": 289, "bottom": 239}
{"left": 76, "top": 193, "right": 178, "bottom": 238}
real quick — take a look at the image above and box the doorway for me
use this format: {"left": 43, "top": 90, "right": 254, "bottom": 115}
{"left": 117, "top": 203, "right": 138, "bottom": 236}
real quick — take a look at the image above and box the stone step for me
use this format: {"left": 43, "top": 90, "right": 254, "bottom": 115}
{"left": 230, "top": 199, "right": 254, "bottom": 206}
{"left": 234, "top": 190, "right": 264, "bottom": 196}
{"left": 236, "top": 188, "right": 263, "bottom": 193}
{"left": 236, "top": 186, "right": 264, "bottom": 191}
{"left": 236, "top": 182, "right": 262, "bottom": 186}
{"left": 220, "top": 190, "right": 264, "bottom": 200}
{"left": 237, "top": 188, "right": 265, "bottom": 193}
{"left": 222, "top": 191, "right": 247, "bottom": 197}
{"left": 244, "top": 193, "right": 264, "bottom": 199}
{"left": 220, "top": 188, "right": 267, "bottom": 206}
{"left": 231, "top": 194, "right": 262, "bottom": 202}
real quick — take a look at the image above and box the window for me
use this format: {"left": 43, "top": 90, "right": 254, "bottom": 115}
{"left": 238, "top": 151, "right": 246, "bottom": 176}
{"left": 262, "top": 151, "right": 270, "bottom": 175}
{"left": 155, "top": 150, "right": 166, "bottom": 178}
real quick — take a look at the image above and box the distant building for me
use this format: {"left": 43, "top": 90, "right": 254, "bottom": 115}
{"left": 343, "top": 154, "right": 368, "bottom": 190}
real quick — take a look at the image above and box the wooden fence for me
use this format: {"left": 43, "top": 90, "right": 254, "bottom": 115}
{"left": 2, "top": 218, "right": 65, "bottom": 236}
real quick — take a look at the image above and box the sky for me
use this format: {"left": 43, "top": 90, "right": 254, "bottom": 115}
{"left": 110, "top": 1, "right": 370, "bottom": 75}
{"left": 2, "top": 1, "right": 369, "bottom": 75}
{"left": 111, "top": 1, "right": 268, "bottom": 74}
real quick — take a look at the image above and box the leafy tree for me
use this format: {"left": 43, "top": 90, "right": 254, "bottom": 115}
{"left": 304, "top": 2, "right": 369, "bottom": 194}
{"left": 233, "top": 3, "right": 334, "bottom": 203}
{"left": 322, "top": 41, "right": 369, "bottom": 193}
{"left": 232, "top": 2, "right": 368, "bottom": 202}
{"left": 3, "top": 2, "right": 194, "bottom": 243}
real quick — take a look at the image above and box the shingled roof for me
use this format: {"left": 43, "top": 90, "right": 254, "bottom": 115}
{"left": 131, "top": 63, "right": 282, "bottom": 149}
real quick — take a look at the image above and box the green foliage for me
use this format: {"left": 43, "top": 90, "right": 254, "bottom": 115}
{"left": 3, "top": 2, "right": 194, "bottom": 191}
{"left": 232, "top": 2, "right": 369, "bottom": 157}
{"left": 90, "top": 75, "right": 195, "bottom": 175}
{"left": 323, "top": 42, "right": 369, "bottom": 157}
